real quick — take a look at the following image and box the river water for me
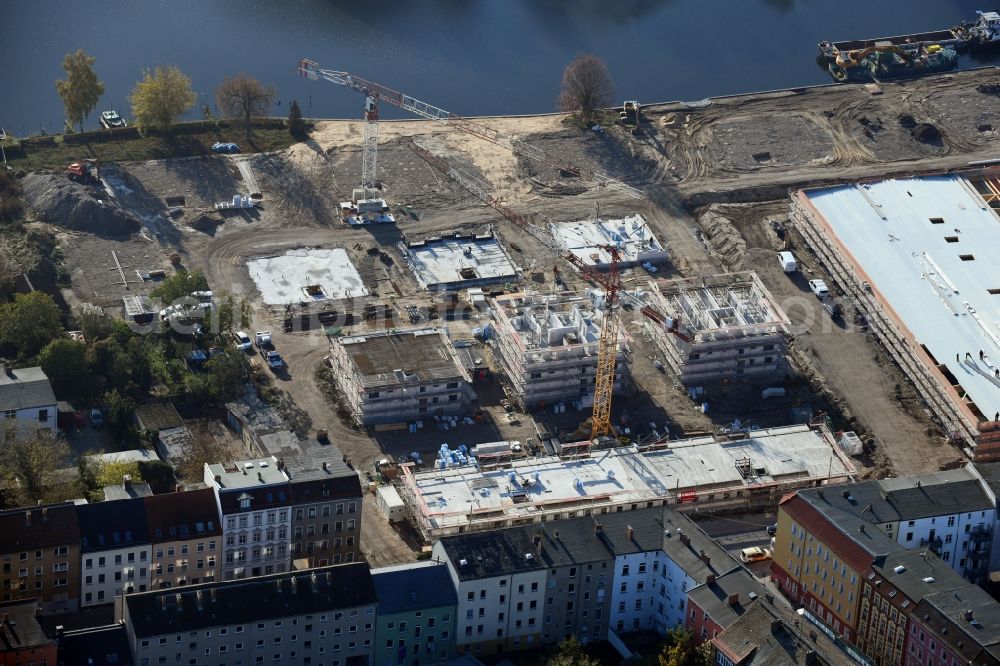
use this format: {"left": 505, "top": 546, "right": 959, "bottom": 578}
{"left": 4, "top": 0, "right": 998, "bottom": 136}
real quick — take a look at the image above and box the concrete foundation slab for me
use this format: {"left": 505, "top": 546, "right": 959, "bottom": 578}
{"left": 401, "top": 231, "right": 519, "bottom": 291}
{"left": 247, "top": 248, "right": 369, "bottom": 305}
{"left": 551, "top": 214, "right": 668, "bottom": 268}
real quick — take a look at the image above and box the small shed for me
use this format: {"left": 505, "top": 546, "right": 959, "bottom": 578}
{"left": 376, "top": 485, "right": 405, "bottom": 522}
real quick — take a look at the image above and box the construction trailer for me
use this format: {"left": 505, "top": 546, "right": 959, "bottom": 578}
{"left": 791, "top": 172, "right": 1000, "bottom": 460}
{"left": 489, "top": 291, "right": 630, "bottom": 410}
{"left": 376, "top": 485, "right": 406, "bottom": 522}
{"left": 645, "top": 272, "right": 791, "bottom": 385}
{"left": 327, "top": 327, "right": 476, "bottom": 426}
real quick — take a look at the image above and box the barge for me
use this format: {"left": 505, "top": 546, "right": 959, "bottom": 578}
{"left": 828, "top": 43, "right": 959, "bottom": 83}
{"left": 819, "top": 11, "right": 1000, "bottom": 61}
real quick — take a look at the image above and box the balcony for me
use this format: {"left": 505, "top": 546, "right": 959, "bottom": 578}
{"left": 970, "top": 527, "right": 993, "bottom": 543}
{"left": 919, "top": 537, "right": 943, "bottom": 554}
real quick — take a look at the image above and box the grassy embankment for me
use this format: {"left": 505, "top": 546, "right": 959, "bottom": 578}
{"left": 0, "top": 118, "right": 311, "bottom": 173}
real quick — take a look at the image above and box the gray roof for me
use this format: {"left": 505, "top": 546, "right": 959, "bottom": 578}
{"left": 657, "top": 511, "right": 739, "bottom": 583}
{"left": 0, "top": 366, "right": 55, "bottom": 412}
{"left": 439, "top": 526, "right": 547, "bottom": 581}
{"left": 796, "top": 467, "right": 992, "bottom": 528}
{"left": 58, "top": 624, "right": 133, "bottom": 666}
{"left": 871, "top": 549, "right": 967, "bottom": 603}
{"left": 0, "top": 599, "right": 53, "bottom": 651}
{"left": 125, "top": 563, "right": 376, "bottom": 637}
{"left": 371, "top": 561, "right": 458, "bottom": 614}
{"left": 916, "top": 583, "right": 1000, "bottom": 657}
{"left": 133, "top": 403, "right": 183, "bottom": 433}
{"left": 103, "top": 481, "right": 154, "bottom": 501}
{"left": 687, "top": 568, "right": 767, "bottom": 631}
{"left": 714, "top": 599, "right": 857, "bottom": 666}
{"left": 339, "top": 328, "right": 466, "bottom": 387}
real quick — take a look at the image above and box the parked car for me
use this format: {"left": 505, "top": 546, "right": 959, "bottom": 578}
{"left": 89, "top": 408, "right": 104, "bottom": 429}
{"left": 808, "top": 279, "right": 830, "bottom": 298}
{"left": 822, "top": 297, "right": 842, "bottom": 319}
{"left": 211, "top": 142, "right": 240, "bottom": 154}
{"left": 766, "top": 523, "right": 778, "bottom": 537}
{"left": 233, "top": 331, "right": 252, "bottom": 352}
{"left": 777, "top": 251, "right": 797, "bottom": 273}
{"left": 740, "top": 546, "right": 772, "bottom": 564}
{"left": 264, "top": 350, "right": 283, "bottom": 371}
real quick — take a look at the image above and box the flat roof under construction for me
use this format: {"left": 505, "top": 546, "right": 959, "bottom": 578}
{"left": 247, "top": 248, "right": 369, "bottom": 305}
{"left": 405, "top": 424, "right": 853, "bottom": 533}
{"left": 401, "top": 232, "right": 518, "bottom": 291}
{"left": 493, "top": 292, "right": 603, "bottom": 350}
{"left": 551, "top": 214, "right": 668, "bottom": 267}
{"left": 805, "top": 175, "right": 1000, "bottom": 421}
{"left": 338, "top": 328, "right": 465, "bottom": 387}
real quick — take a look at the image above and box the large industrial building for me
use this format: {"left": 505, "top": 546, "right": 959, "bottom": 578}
{"left": 399, "top": 423, "right": 855, "bottom": 539}
{"left": 645, "top": 272, "right": 791, "bottom": 385}
{"left": 489, "top": 291, "right": 629, "bottom": 409}
{"left": 327, "top": 327, "right": 476, "bottom": 426}
{"left": 792, "top": 172, "right": 1000, "bottom": 460}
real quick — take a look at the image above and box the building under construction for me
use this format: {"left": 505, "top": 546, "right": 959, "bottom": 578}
{"left": 646, "top": 272, "right": 791, "bottom": 385}
{"left": 398, "top": 423, "right": 855, "bottom": 539}
{"left": 489, "top": 291, "right": 629, "bottom": 410}
{"left": 791, "top": 172, "right": 1000, "bottom": 460}
{"left": 327, "top": 327, "right": 476, "bottom": 426}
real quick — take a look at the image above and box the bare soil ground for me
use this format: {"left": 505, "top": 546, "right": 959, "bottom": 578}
{"left": 31, "top": 69, "right": 999, "bottom": 556}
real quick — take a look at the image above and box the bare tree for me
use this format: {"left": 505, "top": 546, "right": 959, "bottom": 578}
{"left": 557, "top": 54, "right": 614, "bottom": 124}
{"left": 215, "top": 74, "right": 276, "bottom": 143}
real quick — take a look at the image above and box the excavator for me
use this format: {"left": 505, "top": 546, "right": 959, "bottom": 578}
{"left": 67, "top": 158, "right": 100, "bottom": 184}
{"left": 834, "top": 44, "right": 911, "bottom": 69}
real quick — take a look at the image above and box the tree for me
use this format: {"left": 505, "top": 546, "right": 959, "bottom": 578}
{"left": 77, "top": 455, "right": 146, "bottom": 502}
{"left": 659, "top": 627, "right": 705, "bottom": 666}
{"left": 55, "top": 49, "right": 105, "bottom": 134}
{"left": 74, "top": 307, "right": 115, "bottom": 342}
{"left": 0, "top": 291, "right": 63, "bottom": 358}
{"left": 0, "top": 428, "right": 72, "bottom": 506}
{"left": 288, "top": 99, "right": 306, "bottom": 139}
{"left": 38, "top": 338, "right": 89, "bottom": 395}
{"left": 215, "top": 74, "right": 275, "bottom": 142}
{"left": 129, "top": 65, "right": 196, "bottom": 131}
{"left": 151, "top": 269, "right": 209, "bottom": 305}
{"left": 544, "top": 636, "right": 601, "bottom": 666}
{"left": 557, "top": 54, "right": 614, "bottom": 124}
{"left": 205, "top": 350, "right": 249, "bottom": 402}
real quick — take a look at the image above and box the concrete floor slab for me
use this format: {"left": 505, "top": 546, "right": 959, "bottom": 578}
{"left": 247, "top": 248, "right": 369, "bottom": 304}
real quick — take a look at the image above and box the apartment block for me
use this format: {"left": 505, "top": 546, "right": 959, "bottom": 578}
{"left": 907, "top": 584, "right": 1000, "bottom": 665}
{"left": 371, "top": 561, "right": 458, "bottom": 666}
{"left": 77, "top": 499, "right": 151, "bottom": 608}
{"left": 123, "top": 563, "right": 378, "bottom": 666}
{"left": 489, "top": 291, "right": 629, "bottom": 409}
{"left": 0, "top": 503, "right": 80, "bottom": 614}
{"left": 285, "top": 446, "right": 364, "bottom": 567}
{"left": 204, "top": 456, "right": 292, "bottom": 581}
{"left": 143, "top": 487, "right": 222, "bottom": 590}
{"left": 327, "top": 328, "right": 476, "bottom": 426}
{"left": 645, "top": 272, "right": 790, "bottom": 385}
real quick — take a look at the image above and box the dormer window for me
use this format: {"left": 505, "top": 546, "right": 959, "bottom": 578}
{"left": 240, "top": 498, "right": 250, "bottom": 509}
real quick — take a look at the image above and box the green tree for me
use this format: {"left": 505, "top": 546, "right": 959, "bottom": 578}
{"left": 545, "top": 636, "right": 601, "bottom": 666}
{"left": 76, "top": 454, "right": 145, "bottom": 502}
{"left": 0, "top": 428, "right": 72, "bottom": 506}
{"left": 288, "top": 99, "right": 306, "bottom": 139}
{"left": 151, "top": 269, "right": 209, "bottom": 304}
{"left": 206, "top": 350, "right": 249, "bottom": 402}
{"left": 129, "top": 65, "right": 196, "bottom": 131}
{"left": 659, "top": 627, "right": 705, "bottom": 666}
{"left": 38, "top": 338, "right": 88, "bottom": 395}
{"left": 74, "top": 307, "right": 116, "bottom": 342}
{"left": 557, "top": 54, "right": 614, "bottom": 124}
{"left": 215, "top": 74, "right": 275, "bottom": 143}
{"left": 55, "top": 49, "right": 105, "bottom": 133}
{"left": 102, "top": 389, "right": 137, "bottom": 442}
{"left": 0, "top": 291, "right": 63, "bottom": 358}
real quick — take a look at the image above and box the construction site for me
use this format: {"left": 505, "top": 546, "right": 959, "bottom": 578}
{"left": 14, "top": 59, "right": 1000, "bottom": 561}
{"left": 489, "top": 291, "right": 629, "bottom": 410}
{"left": 645, "top": 272, "right": 791, "bottom": 385}
{"left": 398, "top": 422, "right": 856, "bottom": 540}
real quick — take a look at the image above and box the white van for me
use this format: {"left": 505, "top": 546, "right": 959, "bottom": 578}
{"left": 740, "top": 546, "right": 772, "bottom": 564}
{"left": 777, "top": 251, "right": 797, "bottom": 273}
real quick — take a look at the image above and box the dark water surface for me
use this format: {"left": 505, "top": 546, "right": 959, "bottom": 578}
{"left": 4, "top": 0, "right": 998, "bottom": 136}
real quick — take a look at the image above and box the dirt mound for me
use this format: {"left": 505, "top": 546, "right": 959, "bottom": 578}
{"left": 21, "top": 173, "right": 141, "bottom": 236}
{"left": 697, "top": 205, "right": 747, "bottom": 269}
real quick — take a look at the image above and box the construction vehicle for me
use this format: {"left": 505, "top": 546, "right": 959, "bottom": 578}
{"left": 67, "top": 158, "right": 100, "bottom": 184}
{"left": 834, "top": 44, "right": 911, "bottom": 68}
{"left": 620, "top": 101, "right": 641, "bottom": 134}
{"left": 298, "top": 59, "right": 644, "bottom": 201}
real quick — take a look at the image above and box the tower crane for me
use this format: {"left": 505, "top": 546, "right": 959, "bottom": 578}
{"left": 298, "top": 58, "right": 645, "bottom": 201}
{"left": 405, "top": 138, "right": 689, "bottom": 440}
